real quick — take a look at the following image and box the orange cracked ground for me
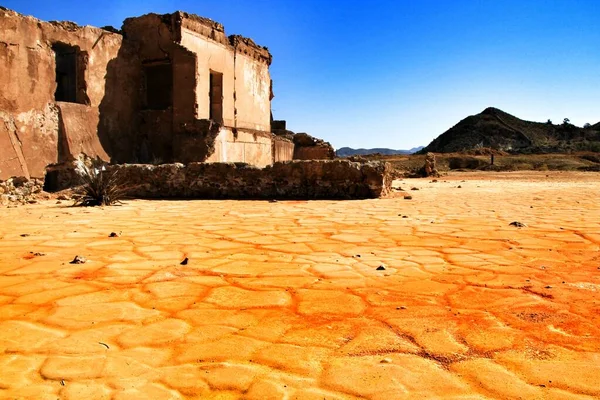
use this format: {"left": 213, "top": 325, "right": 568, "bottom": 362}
{"left": 1, "top": 171, "right": 599, "bottom": 400}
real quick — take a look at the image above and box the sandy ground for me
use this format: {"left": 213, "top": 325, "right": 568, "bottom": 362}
{"left": 1, "top": 171, "right": 599, "bottom": 399}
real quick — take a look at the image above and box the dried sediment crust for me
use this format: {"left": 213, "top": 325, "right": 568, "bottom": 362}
{"left": 1, "top": 172, "right": 600, "bottom": 398}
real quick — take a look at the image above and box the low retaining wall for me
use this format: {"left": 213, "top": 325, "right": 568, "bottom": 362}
{"left": 107, "top": 160, "right": 391, "bottom": 199}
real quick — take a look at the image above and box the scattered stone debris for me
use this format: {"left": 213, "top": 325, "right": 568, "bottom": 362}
{"left": 431, "top": 179, "right": 438, "bottom": 183}
{"left": 0, "top": 177, "right": 44, "bottom": 206}
{"left": 411, "top": 187, "right": 419, "bottom": 191}
{"left": 180, "top": 257, "right": 189, "bottom": 265}
{"left": 509, "top": 221, "right": 527, "bottom": 228}
{"left": 404, "top": 195, "right": 413, "bottom": 200}
{"left": 70, "top": 255, "right": 87, "bottom": 264}
{"left": 30, "top": 252, "right": 45, "bottom": 257}
{"left": 269, "top": 199, "right": 278, "bottom": 203}
{"left": 20, "top": 234, "right": 30, "bottom": 237}
{"left": 402, "top": 215, "right": 408, "bottom": 218}
{"left": 396, "top": 306, "right": 407, "bottom": 310}
{"left": 457, "top": 185, "right": 462, "bottom": 188}
{"left": 60, "top": 380, "right": 65, "bottom": 386}
{"left": 108, "top": 232, "right": 120, "bottom": 237}
{"left": 376, "top": 265, "right": 386, "bottom": 271}
{"left": 380, "top": 358, "right": 393, "bottom": 364}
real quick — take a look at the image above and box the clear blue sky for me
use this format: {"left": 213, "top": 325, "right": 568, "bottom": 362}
{"left": 4, "top": 0, "right": 599, "bottom": 150}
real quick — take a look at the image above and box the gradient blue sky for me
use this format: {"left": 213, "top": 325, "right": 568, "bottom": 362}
{"left": 4, "top": 0, "right": 599, "bottom": 149}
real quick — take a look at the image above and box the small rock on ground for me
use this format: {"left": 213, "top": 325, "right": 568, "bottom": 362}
{"left": 509, "top": 221, "right": 527, "bottom": 228}
{"left": 70, "top": 255, "right": 87, "bottom": 264}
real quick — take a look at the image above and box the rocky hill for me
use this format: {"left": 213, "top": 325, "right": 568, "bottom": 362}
{"left": 421, "top": 108, "right": 600, "bottom": 153}
{"left": 337, "top": 146, "right": 424, "bottom": 157}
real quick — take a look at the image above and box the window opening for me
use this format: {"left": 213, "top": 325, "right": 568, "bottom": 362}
{"left": 53, "top": 43, "right": 79, "bottom": 103}
{"left": 209, "top": 71, "right": 223, "bottom": 123}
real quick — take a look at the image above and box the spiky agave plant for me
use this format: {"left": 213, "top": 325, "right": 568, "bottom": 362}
{"left": 74, "top": 164, "right": 126, "bottom": 206}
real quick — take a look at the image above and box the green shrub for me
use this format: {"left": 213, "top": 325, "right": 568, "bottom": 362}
{"left": 74, "top": 164, "right": 125, "bottom": 206}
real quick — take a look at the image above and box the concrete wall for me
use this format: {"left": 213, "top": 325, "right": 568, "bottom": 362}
{"left": 0, "top": 8, "right": 138, "bottom": 179}
{"left": 206, "top": 128, "right": 273, "bottom": 167}
{"left": 233, "top": 51, "right": 271, "bottom": 132}
{"left": 273, "top": 138, "right": 294, "bottom": 162}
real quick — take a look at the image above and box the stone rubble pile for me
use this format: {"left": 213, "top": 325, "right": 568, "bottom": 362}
{"left": 421, "top": 152, "right": 440, "bottom": 177}
{"left": 0, "top": 177, "right": 44, "bottom": 205}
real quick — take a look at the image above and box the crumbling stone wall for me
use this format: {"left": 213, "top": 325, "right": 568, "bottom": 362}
{"left": 0, "top": 7, "right": 138, "bottom": 179}
{"left": 0, "top": 7, "right": 310, "bottom": 180}
{"left": 292, "top": 133, "right": 335, "bottom": 160}
{"left": 124, "top": 12, "right": 275, "bottom": 164}
{"left": 98, "top": 160, "right": 392, "bottom": 199}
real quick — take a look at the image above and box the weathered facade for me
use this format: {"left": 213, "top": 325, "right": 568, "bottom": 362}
{"left": 0, "top": 7, "right": 306, "bottom": 179}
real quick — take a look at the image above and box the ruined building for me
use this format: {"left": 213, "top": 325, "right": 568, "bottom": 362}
{"left": 0, "top": 7, "right": 334, "bottom": 180}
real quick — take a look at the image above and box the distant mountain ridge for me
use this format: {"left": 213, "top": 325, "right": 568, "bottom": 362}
{"left": 336, "top": 146, "right": 424, "bottom": 157}
{"left": 421, "top": 107, "right": 600, "bottom": 153}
